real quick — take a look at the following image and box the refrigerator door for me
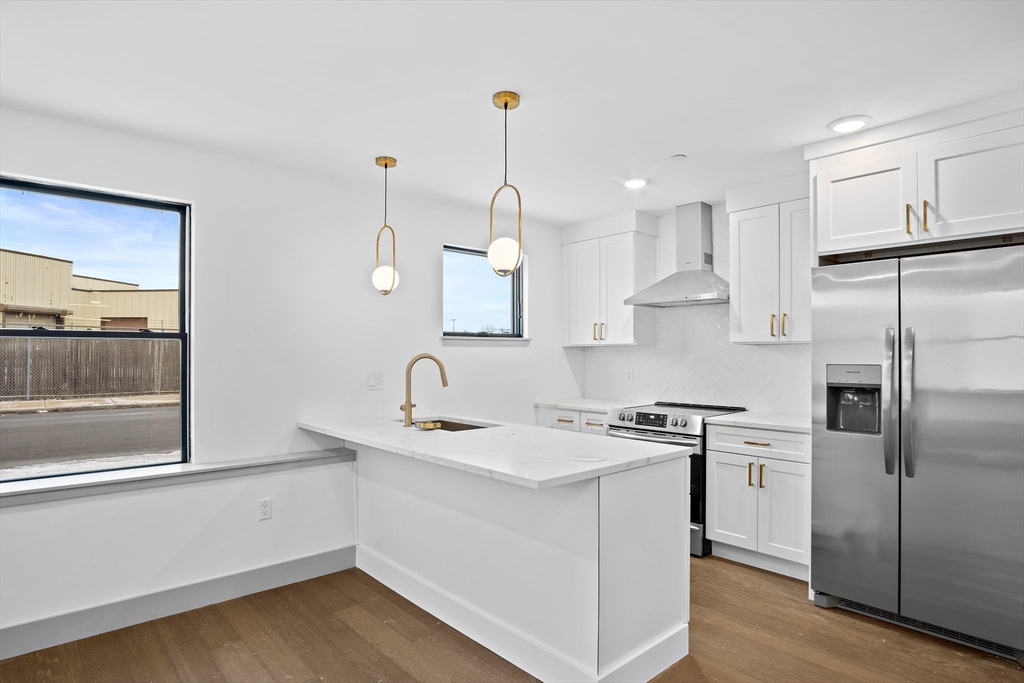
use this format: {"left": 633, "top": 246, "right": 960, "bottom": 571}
{"left": 900, "top": 245, "right": 1024, "bottom": 650}
{"left": 811, "top": 259, "right": 900, "bottom": 612}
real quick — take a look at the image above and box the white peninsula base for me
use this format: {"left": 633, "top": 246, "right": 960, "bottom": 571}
{"left": 354, "top": 445, "right": 689, "bottom": 683}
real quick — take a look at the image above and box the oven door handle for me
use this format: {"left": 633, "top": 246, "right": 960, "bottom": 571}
{"left": 607, "top": 428, "right": 699, "bottom": 448}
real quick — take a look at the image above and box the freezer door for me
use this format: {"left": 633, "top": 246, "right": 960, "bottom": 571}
{"left": 900, "top": 245, "right": 1024, "bottom": 650}
{"left": 811, "top": 259, "right": 900, "bottom": 612}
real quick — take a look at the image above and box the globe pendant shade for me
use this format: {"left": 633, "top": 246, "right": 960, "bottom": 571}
{"left": 372, "top": 265, "right": 399, "bottom": 294}
{"left": 487, "top": 237, "right": 522, "bottom": 277}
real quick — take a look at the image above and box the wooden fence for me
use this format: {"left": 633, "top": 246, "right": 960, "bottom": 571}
{"left": 0, "top": 338, "right": 180, "bottom": 400}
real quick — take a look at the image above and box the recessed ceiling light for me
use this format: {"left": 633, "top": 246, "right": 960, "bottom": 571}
{"left": 827, "top": 115, "right": 873, "bottom": 134}
{"left": 624, "top": 178, "right": 648, "bottom": 189}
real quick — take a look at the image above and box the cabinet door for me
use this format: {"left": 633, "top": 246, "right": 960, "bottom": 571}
{"left": 564, "top": 240, "right": 602, "bottom": 345}
{"left": 706, "top": 450, "right": 758, "bottom": 551}
{"left": 779, "top": 199, "right": 811, "bottom": 344}
{"left": 729, "top": 205, "right": 780, "bottom": 343}
{"left": 816, "top": 151, "right": 918, "bottom": 254}
{"left": 600, "top": 233, "right": 635, "bottom": 344}
{"left": 918, "top": 126, "right": 1024, "bottom": 241}
{"left": 756, "top": 458, "right": 810, "bottom": 564}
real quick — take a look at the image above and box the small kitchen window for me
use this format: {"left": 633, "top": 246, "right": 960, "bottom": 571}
{"left": 442, "top": 245, "right": 524, "bottom": 338}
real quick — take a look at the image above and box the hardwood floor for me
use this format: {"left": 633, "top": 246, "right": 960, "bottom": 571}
{"left": 1, "top": 557, "right": 1020, "bottom": 683}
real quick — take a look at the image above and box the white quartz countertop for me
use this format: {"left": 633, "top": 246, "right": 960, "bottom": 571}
{"left": 298, "top": 415, "right": 690, "bottom": 489}
{"left": 534, "top": 398, "right": 631, "bottom": 413}
{"left": 705, "top": 411, "right": 811, "bottom": 434}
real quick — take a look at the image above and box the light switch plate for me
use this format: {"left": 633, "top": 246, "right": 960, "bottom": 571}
{"left": 625, "top": 368, "right": 633, "bottom": 383}
{"left": 367, "top": 372, "right": 383, "bottom": 390}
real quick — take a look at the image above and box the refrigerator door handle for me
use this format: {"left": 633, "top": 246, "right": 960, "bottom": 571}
{"left": 882, "top": 327, "right": 897, "bottom": 475}
{"left": 902, "top": 327, "right": 916, "bottom": 478}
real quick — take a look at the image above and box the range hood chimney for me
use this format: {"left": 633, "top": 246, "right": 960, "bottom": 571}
{"left": 624, "top": 202, "right": 729, "bottom": 307}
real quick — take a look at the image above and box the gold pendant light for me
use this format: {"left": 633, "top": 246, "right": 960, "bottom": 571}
{"left": 372, "top": 156, "right": 399, "bottom": 295}
{"left": 487, "top": 91, "right": 523, "bottom": 277}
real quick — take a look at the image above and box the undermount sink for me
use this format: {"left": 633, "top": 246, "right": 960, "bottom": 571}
{"left": 407, "top": 417, "right": 497, "bottom": 432}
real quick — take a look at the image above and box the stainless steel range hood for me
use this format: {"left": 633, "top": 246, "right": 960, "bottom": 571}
{"left": 624, "top": 202, "right": 730, "bottom": 307}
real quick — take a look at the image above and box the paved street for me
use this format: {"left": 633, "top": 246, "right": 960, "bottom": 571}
{"left": 0, "top": 406, "right": 181, "bottom": 470}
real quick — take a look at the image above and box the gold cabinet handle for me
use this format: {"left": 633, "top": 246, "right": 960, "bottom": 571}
{"left": 592, "top": 323, "right": 598, "bottom": 341}
{"left": 922, "top": 200, "right": 929, "bottom": 232}
{"left": 743, "top": 440, "right": 771, "bottom": 447}
{"left": 770, "top": 314, "right": 776, "bottom": 337}
{"left": 906, "top": 203, "right": 912, "bottom": 234}
{"left": 781, "top": 313, "right": 787, "bottom": 337}
{"left": 600, "top": 322, "right": 605, "bottom": 340}
{"left": 759, "top": 463, "right": 765, "bottom": 489}
{"left": 585, "top": 420, "right": 603, "bottom": 427}
{"left": 556, "top": 417, "right": 574, "bottom": 424}
{"left": 747, "top": 462, "right": 753, "bottom": 486}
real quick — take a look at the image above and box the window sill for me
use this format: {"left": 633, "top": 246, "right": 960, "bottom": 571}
{"left": 441, "top": 336, "right": 531, "bottom": 346}
{"left": 0, "top": 448, "right": 355, "bottom": 508}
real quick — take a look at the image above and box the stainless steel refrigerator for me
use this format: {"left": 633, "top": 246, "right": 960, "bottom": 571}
{"left": 811, "top": 245, "right": 1024, "bottom": 659}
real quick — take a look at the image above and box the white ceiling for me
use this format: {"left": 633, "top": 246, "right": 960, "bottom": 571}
{"left": 2, "top": 1, "right": 1022, "bottom": 226}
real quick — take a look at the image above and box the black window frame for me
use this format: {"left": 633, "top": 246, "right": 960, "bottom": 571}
{"left": 0, "top": 176, "right": 190, "bottom": 480}
{"left": 442, "top": 245, "right": 524, "bottom": 338}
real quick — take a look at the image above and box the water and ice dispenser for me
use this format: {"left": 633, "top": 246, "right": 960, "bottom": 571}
{"left": 826, "top": 364, "right": 882, "bottom": 434}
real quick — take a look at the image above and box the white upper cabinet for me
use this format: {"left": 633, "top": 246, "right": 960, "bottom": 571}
{"left": 918, "top": 126, "right": 1024, "bottom": 241}
{"left": 563, "top": 231, "right": 656, "bottom": 346}
{"left": 815, "top": 151, "right": 919, "bottom": 254}
{"left": 779, "top": 199, "right": 812, "bottom": 343}
{"left": 729, "top": 197, "right": 810, "bottom": 344}
{"left": 729, "top": 205, "right": 780, "bottom": 343}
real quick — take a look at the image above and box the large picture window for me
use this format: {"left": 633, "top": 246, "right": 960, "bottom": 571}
{"left": 442, "top": 245, "right": 524, "bottom": 338}
{"left": 0, "top": 178, "right": 188, "bottom": 481}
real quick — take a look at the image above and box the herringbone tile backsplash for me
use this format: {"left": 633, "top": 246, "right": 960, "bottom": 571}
{"left": 581, "top": 204, "right": 811, "bottom": 415}
{"left": 582, "top": 305, "right": 811, "bottom": 413}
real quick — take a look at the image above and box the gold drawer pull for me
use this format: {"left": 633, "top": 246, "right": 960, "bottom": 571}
{"left": 923, "top": 200, "right": 929, "bottom": 232}
{"left": 600, "top": 322, "right": 605, "bottom": 340}
{"left": 759, "top": 463, "right": 765, "bottom": 488}
{"left": 770, "top": 313, "right": 776, "bottom": 337}
{"left": 747, "top": 462, "right": 753, "bottom": 487}
{"left": 592, "top": 323, "right": 598, "bottom": 341}
{"left": 781, "top": 313, "right": 787, "bottom": 336}
{"left": 585, "top": 420, "right": 603, "bottom": 427}
{"left": 556, "top": 417, "right": 574, "bottom": 424}
{"left": 906, "top": 203, "right": 912, "bottom": 234}
{"left": 744, "top": 440, "right": 771, "bottom": 447}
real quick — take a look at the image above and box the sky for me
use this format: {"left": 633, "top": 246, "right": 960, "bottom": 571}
{"left": 0, "top": 186, "right": 180, "bottom": 289}
{"left": 442, "top": 249, "right": 514, "bottom": 333}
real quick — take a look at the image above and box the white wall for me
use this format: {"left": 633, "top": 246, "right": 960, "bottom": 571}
{"left": 582, "top": 205, "right": 812, "bottom": 414}
{"left": 0, "top": 106, "right": 582, "bottom": 631}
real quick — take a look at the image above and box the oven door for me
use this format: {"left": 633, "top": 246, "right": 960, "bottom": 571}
{"left": 606, "top": 427, "right": 708, "bottom": 556}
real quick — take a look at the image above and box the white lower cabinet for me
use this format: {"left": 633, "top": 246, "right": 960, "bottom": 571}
{"left": 535, "top": 407, "right": 609, "bottom": 434}
{"left": 707, "top": 425, "right": 811, "bottom": 566}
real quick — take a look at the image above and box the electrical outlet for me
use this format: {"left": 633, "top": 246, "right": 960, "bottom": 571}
{"left": 367, "top": 372, "right": 383, "bottom": 390}
{"left": 258, "top": 498, "right": 272, "bottom": 520}
{"left": 625, "top": 368, "right": 633, "bottom": 383}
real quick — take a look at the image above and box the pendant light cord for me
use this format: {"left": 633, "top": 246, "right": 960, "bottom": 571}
{"left": 504, "top": 102, "right": 508, "bottom": 186}
{"left": 383, "top": 164, "right": 388, "bottom": 226}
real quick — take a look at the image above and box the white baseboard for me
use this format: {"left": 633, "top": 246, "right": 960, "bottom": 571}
{"left": 357, "top": 545, "right": 687, "bottom": 683}
{"left": 0, "top": 546, "right": 356, "bottom": 660}
{"left": 710, "top": 543, "right": 809, "bottom": 581}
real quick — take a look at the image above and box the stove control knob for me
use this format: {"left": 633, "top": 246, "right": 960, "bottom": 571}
{"left": 626, "top": 413, "right": 634, "bottom": 422}
{"left": 671, "top": 417, "right": 679, "bottom": 427}
{"left": 618, "top": 412, "right": 626, "bottom": 421}
{"left": 679, "top": 418, "right": 688, "bottom": 427}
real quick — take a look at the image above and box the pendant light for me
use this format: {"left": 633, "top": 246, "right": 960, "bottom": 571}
{"left": 372, "top": 156, "right": 399, "bottom": 295}
{"left": 487, "top": 91, "right": 523, "bottom": 277}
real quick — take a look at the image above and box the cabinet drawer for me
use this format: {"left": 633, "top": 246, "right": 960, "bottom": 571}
{"left": 580, "top": 411, "right": 608, "bottom": 435}
{"left": 552, "top": 410, "right": 582, "bottom": 432}
{"left": 706, "top": 425, "right": 809, "bottom": 463}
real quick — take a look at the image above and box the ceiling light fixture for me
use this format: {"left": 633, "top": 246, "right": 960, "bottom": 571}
{"left": 826, "top": 115, "right": 873, "bottom": 134}
{"left": 624, "top": 178, "right": 648, "bottom": 189}
{"left": 371, "top": 156, "right": 399, "bottom": 295}
{"left": 487, "top": 91, "right": 523, "bottom": 277}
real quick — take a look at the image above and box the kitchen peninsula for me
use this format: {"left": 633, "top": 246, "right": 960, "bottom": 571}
{"left": 298, "top": 415, "right": 692, "bottom": 683}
